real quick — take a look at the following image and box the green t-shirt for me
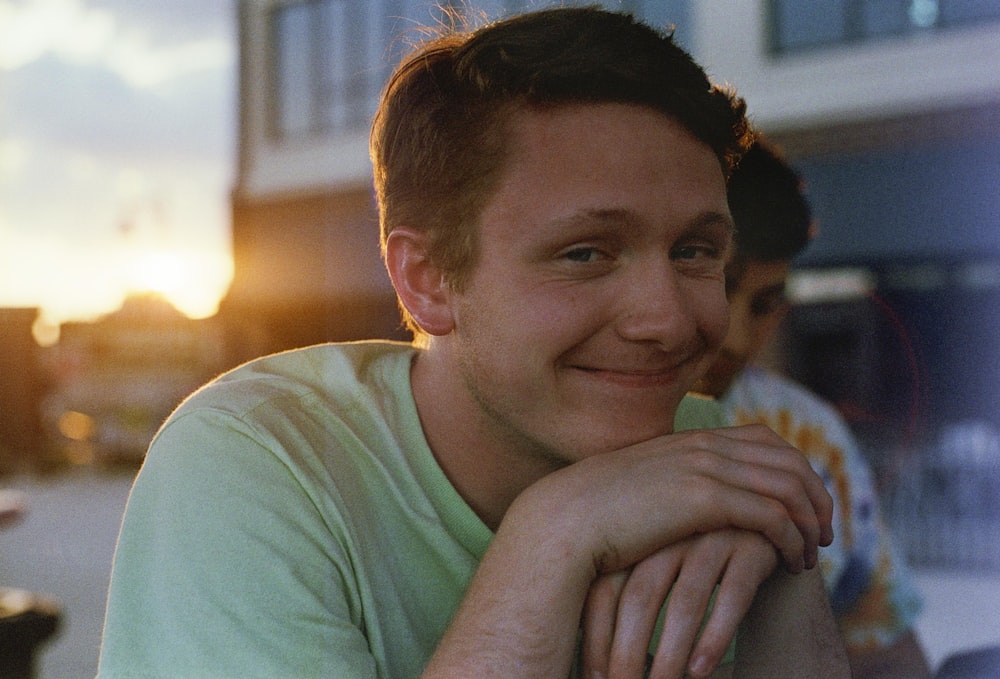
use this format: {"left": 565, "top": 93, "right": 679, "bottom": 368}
{"left": 98, "top": 341, "right": 724, "bottom": 678}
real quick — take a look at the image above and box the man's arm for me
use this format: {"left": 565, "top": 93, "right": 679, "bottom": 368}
{"left": 421, "top": 425, "right": 835, "bottom": 678}
{"left": 734, "top": 566, "right": 850, "bottom": 678}
{"left": 849, "top": 630, "right": 930, "bottom": 679}
{"left": 581, "top": 529, "right": 781, "bottom": 678}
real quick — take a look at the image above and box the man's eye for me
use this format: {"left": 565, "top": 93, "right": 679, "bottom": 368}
{"left": 563, "top": 247, "right": 602, "bottom": 263}
{"left": 751, "top": 295, "right": 789, "bottom": 317}
{"left": 671, "top": 244, "right": 718, "bottom": 260}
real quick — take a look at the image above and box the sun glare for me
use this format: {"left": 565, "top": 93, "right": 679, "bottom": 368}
{"left": 126, "top": 249, "right": 233, "bottom": 319}
{"left": 1, "top": 0, "right": 236, "bottom": 347}
{"left": 0, "top": 226, "right": 233, "bottom": 346}
{"left": 129, "top": 252, "right": 185, "bottom": 298}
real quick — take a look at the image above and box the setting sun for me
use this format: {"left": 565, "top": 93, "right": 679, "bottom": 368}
{"left": 130, "top": 252, "right": 185, "bottom": 294}
{"left": 0, "top": 224, "right": 233, "bottom": 345}
{"left": 0, "top": 0, "right": 235, "bottom": 347}
{"left": 126, "top": 249, "right": 232, "bottom": 319}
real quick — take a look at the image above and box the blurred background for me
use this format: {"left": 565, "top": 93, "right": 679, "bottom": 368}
{"left": 0, "top": 1, "right": 998, "bottom": 676}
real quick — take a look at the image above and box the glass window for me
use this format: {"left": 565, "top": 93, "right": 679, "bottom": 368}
{"left": 269, "top": 0, "right": 698, "bottom": 139}
{"left": 770, "top": 0, "right": 1000, "bottom": 53}
{"left": 270, "top": 0, "right": 418, "bottom": 140}
{"left": 862, "top": 0, "right": 913, "bottom": 36}
{"left": 273, "top": 2, "right": 316, "bottom": 138}
{"left": 940, "top": 0, "right": 1000, "bottom": 23}
{"left": 317, "top": 0, "right": 365, "bottom": 131}
{"left": 770, "top": 2, "right": 850, "bottom": 51}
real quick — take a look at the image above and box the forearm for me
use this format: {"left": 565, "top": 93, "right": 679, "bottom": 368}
{"left": 849, "top": 631, "right": 931, "bottom": 679}
{"left": 734, "top": 567, "right": 850, "bottom": 678}
{"left": 421, "top": 491, "right": 593, "bottom": 678}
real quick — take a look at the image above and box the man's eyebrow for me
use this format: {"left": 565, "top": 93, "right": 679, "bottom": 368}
{"left": 546, "top": 208, "right": 636, "bottom": 232}
{"left": 547, "top": 208, "right": 735, "bottom": 233}
{"left": 689, "top": 210, "right": 736, "bottom": 234}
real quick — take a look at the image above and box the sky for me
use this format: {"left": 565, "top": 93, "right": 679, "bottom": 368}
{"left": 0, "top": 0, "right": 236, "bottom": 343}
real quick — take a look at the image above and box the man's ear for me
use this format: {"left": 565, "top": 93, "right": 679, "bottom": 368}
{"left": 384, "top": 227, "right": 455, "bottom": 336}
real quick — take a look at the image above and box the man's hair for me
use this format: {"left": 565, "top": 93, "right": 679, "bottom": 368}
{"left": 727, "top": 139, "right": 813, "bottom": 269}
{"left": 370, "top": 6, "right": 753, "bottom": 334}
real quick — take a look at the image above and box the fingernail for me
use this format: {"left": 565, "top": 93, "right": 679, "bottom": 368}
{"left": 689, "top": 655, "right": 711, "bottom": 677}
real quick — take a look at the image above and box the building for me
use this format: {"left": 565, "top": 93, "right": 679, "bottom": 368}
{"left": 226, "top": 0, "right": 1000, "bottom": 457}
{"left": 0, "top": 308, "right": 43, "bottom": 473}
{"left": 225, "top": 0, "right": 1000, "bottom": 356}
{"left": 43, "top": 294, "right": 226, "bottom": 465}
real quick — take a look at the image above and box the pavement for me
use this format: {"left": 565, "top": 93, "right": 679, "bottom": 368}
{"left": 0, "top": 468, "right": 133, "bottom": 679}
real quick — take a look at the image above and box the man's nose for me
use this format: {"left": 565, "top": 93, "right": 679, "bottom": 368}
{"left": 615, "top": 260, "right": 698, "bottom": 348}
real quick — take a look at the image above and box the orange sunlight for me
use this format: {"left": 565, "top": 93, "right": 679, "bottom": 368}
{"left": 0, "top": 226, "right": 233, "bottom": 346}
{"left": 125, "top": 248, "right": 233, "bottom": 319}
{"left": 0, "top": 0, "right": 236, "bottom": 347}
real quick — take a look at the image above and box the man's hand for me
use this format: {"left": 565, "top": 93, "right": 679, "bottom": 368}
{"left": 580, "top": 530, "right": 779, "bottom": 679}
{"left": 529, "top": 424, "right": 834, "bottom": 576}
{"left": 423, "top": 425, "right": 835, "bottom": 678}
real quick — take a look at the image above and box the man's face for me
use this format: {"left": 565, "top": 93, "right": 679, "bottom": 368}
{"left": 442, "top": 103, "right": 732, "bottom": 464}
{"left": 693, "top": 259, "right": 791, "bottom": 398}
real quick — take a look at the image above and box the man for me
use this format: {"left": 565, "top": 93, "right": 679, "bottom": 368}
{"left": 693, "top": 139, "right": 930, "bottom": 679}
{"left": 99, "top": 8, "right": 848, "bottom": 678}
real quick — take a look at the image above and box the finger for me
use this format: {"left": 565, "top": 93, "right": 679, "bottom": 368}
{"left": 676, "top": 430, "right": 826, "bottom": 567}
{"left": 607, "top": 548, "right": 682, "bottom": 679}
{"left": 742, "top": 495, "right": 806, "bottom": 573}
{"left": 704, "top": 425, "right": 835, "bottom": 548}
{"left": 675, "top": 474, "right": 806, "bottom": 572}
{"left": 646, "top": 539, "right": 724, "bottom": 679}
{"left": 581, "top": 570, "right": 627, "bottom": 679}
{"left": 684, "top": 534, "right": 778, "bottom": 678}
{"left": 717, "top": 459, "right": 821, "bottom": 569}
{"left": 697, "top": 424, "right": 832, "bottom": 517}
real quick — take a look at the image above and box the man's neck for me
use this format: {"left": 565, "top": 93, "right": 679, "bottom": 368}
{"left": 409, "top": 350, "right": 562, "bottom": 531}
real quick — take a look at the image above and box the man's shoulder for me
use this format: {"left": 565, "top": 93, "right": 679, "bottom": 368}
{"left": 731, "top": 367, "right": 835, "bottom": 413}
{"left": 176, "top": 340, "right": 417, "bottom": 421}
{"left": 725, "top": 367, "right": 856, "bottom": 442}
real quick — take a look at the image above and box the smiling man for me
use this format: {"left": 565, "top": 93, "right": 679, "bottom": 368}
{"left": 99, "top": 8, "right": 848, "bottom": 679}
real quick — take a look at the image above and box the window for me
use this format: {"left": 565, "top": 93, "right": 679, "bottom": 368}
{"left": 270, "top": 0, "right": 416, "bottom": 139}
{"left": 769, "top": 0, "right": 1000, "bottom": 53}
{"left": 268, "top": 0, "right": 695, "bottom": 139}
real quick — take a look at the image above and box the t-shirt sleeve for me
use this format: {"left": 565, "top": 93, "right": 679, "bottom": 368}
{"left": 97, "top": 408, "right": 377, "bottom": 679}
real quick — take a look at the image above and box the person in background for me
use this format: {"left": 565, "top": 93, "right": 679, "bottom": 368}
{"left": 692, "top": 139, "right": 930, "bottom": 679}
{"left": 99, "top": 8, "right": 849, "bottom": 678}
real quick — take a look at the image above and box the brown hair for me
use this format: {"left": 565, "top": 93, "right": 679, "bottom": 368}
{"left": 370, "top": 6, "right": 753, "bottom": 333}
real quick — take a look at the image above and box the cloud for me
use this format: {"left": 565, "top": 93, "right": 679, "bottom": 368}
{"left": 88, "top": 0, "right": 233, "bottom": 48}
{"left": 1, "top": 0, "right": 235, "bottom": 161}
{"left": 0, "top": 0, "right": 236, "bottom": 324}
{"left": 5, "top": 53, "right": 233, "bottom": 161}
{"left": 0, "top": 0, "right": 114, "bottom": 70}
{"left": 0, "top": 0, "right": 234, "bottom": 81}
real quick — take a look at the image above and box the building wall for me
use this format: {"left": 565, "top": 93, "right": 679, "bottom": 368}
{"left": 0, "top": 308, "right": 42, "bottom": 472}
{"left": 690, "top": 2, "right": 1000, "bottom": 132}
{"left": 222, "top": 185, "right": 406, "bottom": 364}
{"left": 226, "top": 1, "right": 1000, "bottom": 360}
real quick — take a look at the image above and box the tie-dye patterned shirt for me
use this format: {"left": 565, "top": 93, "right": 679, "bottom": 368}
{"left": 718, "top": 366, "right": 924, "bottom": 653}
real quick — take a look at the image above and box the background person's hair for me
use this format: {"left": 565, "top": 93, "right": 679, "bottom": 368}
{"left": 727, "top": 139, "right": 813, "bottom": 270}
{"left": 370, "top": 6, "right": 753, "bottom": 335}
